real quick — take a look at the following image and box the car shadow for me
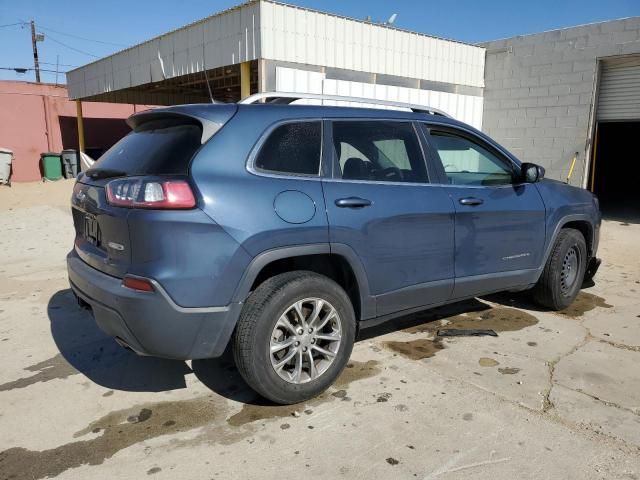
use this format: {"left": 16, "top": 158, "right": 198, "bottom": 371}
{"left": 357, "top": 297, "right": 492, "bottom": 341}
{"left": 191, "top": 352, "right": 263, "bottom": 405}
{"left": 48, "top": 289, "right": 192, "bottom": 392}
{"left": 48, "top": 288, "right": 261, "bottom": 403}
{"left": 47, "top": 282, "right": 594, "bottom": 403}
{"left": 482, "top": 278, "right": 597, "bottom": 312}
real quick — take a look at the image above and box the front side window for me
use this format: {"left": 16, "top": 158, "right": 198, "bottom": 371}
{"left": 332, "top": 121, "right": 428, "bottom": 183}
{"left": 425, "top": 127, "right": 515, "bottom": 186}
{"left": 254, "top": 122, "right": 321, "bottom": 176}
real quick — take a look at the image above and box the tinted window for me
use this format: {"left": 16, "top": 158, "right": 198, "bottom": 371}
{"left": 426, "top": 128, "right": 515, "bottom": 186}
{"left": 92, "top": 118, "right": 202, "bottom": 175}
{"left": 255, "top": 122, "right": 321, "bottom": 175}
{"left": 332, "top": 121, "right": 427, "bottom": 183}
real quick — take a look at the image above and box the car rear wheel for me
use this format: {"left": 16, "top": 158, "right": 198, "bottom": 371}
{"left": 233, "top": 271, "right": 356, "bottom": 405}
{"left": 533, "top": 228, "right": 587, "bottom": 310}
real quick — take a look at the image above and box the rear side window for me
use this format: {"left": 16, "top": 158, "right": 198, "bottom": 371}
{"left": 332, "top": 121, "right": 428, "bottom": 183}
{"left": 254, "top": 122, "right": 322, "bottom": 176}
{"left": 92, "top": 118, "right": 202, "bottom": 175}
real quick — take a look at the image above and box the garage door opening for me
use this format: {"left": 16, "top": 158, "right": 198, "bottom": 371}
{"left": 591, "top": 56, "right": 640, "bottom": 222}
{"left": 591, "top": 122, "right": 640, "bottom": 220}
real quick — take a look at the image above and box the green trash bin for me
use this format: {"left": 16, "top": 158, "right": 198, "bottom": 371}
{"left": 40, "top": 152, "right": 62, "bottom": 181}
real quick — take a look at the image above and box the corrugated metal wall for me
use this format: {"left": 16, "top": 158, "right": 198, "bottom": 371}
{"left": 597, "top": 56, "right": 640, "bottom": 121}
{"left": 67, "top": 2, "right": 261, "bottom": 100}
{"left": 275, "top": 67, "right": 484, "bottom": 129}
{"left": 67, "top": 1, "right": 485, "bottom": 103}
{"left": 261, "top": 1, "right": 484, "bottom": 88}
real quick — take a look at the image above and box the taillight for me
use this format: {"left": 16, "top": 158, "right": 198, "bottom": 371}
{"left": 106, "top": 177, "right": 196, "bottom": 209}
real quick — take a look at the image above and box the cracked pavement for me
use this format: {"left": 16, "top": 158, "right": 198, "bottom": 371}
{"left": 0, "top": 180, "right": 639, "bottom": 480}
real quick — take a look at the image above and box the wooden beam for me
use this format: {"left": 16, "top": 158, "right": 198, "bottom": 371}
{"left": 76, "top": 100, "right": 85, "bottom": 153}
{"left": 240, "top": 61, "right": 251, "bottom": 99}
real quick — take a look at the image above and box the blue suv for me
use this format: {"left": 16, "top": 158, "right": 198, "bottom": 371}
{"left": 67, "top": 92, "right": 601, "bottom": 404}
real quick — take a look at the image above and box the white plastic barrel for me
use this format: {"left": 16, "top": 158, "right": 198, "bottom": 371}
{"left": 0, "top": 147, "right": 12, "bottom": 185}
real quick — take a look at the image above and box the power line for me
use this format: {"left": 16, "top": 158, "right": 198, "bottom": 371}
{"left": 0, "top": 22, "right": 24, "bottom": 28}
{"left": 5, "top": 19, "right": 125, "bottom": 48}
{"left": 3, "top": 19, "right": 116, "bottom": 61}
{"left": 44, "top": 33, "right": 100, "bottom": 58}
{"left": 36, "top": 24, "right": 127, "bottom": 48}
{"left": 0, "top": 66, "right": 70, "bottom": 74}
{"left": 39, "top": 60, "right": 79, "bottom": 68}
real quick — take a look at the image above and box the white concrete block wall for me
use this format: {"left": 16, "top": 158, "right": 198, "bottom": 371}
{"left": 482, "top": 17, "right": 640, "bottom": 186}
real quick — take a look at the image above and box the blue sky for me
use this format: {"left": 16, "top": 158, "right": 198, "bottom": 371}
{"left": 1, "top": 0, "right": 638, "bottom": 83}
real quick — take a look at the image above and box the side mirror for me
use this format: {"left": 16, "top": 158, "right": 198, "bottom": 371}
{"left": 521, "top": 163, "right": 545, "bottom": 183}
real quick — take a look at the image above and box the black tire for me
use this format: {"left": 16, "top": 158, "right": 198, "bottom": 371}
{"left": 533, "top": 228, "right": 587, "bottom": 310}
{"left": 233, "top": 271, "right": 356, "bottom": 405}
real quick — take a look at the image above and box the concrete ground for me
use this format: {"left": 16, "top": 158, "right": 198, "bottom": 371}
{"left": 0, "top": 180, "right": 639, "bottom": 480}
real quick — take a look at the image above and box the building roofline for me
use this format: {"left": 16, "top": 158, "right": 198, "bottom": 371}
{"left": 479, "top": 15, "right": 640, "bottom": 45}
{"left": 67, "top": 0, "right": 261, "bottom": 74}
{"left": 259, "top": 0, "right": 480, "bottom": 47}
{"left": 69, "top": 0, "right": 482, "bottom": 75}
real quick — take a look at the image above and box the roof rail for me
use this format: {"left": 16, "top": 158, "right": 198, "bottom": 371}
{"left": 239, "top": 91, "right": 452, "bottom": 118}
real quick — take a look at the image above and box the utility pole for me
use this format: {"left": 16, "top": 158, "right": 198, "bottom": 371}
{"left": 30, "top": 20, "right": 41, "bottom": 83}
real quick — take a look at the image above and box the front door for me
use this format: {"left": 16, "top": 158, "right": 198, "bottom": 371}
{"left": 421, "top": 124, "right": 546, "bottom": 299}
{"left": 322, "top": 119, "right": 455, "bottom": 317}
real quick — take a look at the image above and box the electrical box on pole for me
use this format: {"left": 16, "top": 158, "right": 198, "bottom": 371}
{"left": 30, "top": 20, "right": 42, "bottom": 83}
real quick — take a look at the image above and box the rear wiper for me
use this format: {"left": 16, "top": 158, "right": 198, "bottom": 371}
{"left": 85, "top": 168, "right": 127, "bottom": 180}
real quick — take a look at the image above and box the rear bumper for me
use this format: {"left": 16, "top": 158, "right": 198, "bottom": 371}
{"left": 67, "top": 250, "right": 242, "bottom": 360}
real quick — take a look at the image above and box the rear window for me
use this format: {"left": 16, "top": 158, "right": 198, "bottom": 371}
{"left": 92, "top": 118, "right": 202, "bottom": 175}
{"left": 254, "top": 122, "right": 321, "bottom": 176}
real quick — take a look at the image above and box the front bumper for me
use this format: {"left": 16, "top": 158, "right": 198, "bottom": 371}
{"left": 67, "top": 250, "right": 242, "bottom": 360}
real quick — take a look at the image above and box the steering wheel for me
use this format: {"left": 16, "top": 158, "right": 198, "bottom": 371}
{"left": 378, "top": 166, "right": 403, "bottom": 181}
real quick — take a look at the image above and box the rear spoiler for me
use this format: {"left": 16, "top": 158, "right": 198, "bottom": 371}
{"left": 127, "top": 104, "right": 238, "bottom": 144}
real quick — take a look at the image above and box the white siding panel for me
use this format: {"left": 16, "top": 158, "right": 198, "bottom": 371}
{"left": 68, "top": 2, "right": 261, "bottom": 99}
{"left": 276, "top": 67, "right": 483, "bottom": 128}
{"left": 112, "top": 50, "right": 132, "bottom": 91}
{"left": 261, "top": 2, "right": 484, "bottom": 86}
{"left": 186, "top": 24, "right": 205, "bottom": 73}
{"left": 276, "top": 67, "right": 324, "bottom": 94}
{"left": 131, "top": 45, "right": 151, "bottom": 87}
{"left": 68, "top": 1, "right": 484, "bottom": 100}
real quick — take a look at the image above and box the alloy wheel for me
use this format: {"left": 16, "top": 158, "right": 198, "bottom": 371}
{"left": 269, "top": 298, "right": 342, "bottom": 384}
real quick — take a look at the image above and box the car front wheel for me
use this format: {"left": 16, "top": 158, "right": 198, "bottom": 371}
{"left": 533, "top": 228, "right": 587, "bottom": 310}
{"left": 233, "top": 271, "right": 356, "bottom": 404}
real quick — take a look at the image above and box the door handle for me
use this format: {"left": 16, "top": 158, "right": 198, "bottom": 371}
{"left": 335, "top": 197, "right": 372, "bottom": 208}
{"left": 459, "top": 197, "right": 484, "bottom": 206}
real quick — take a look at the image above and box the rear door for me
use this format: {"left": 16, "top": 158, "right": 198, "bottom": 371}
{"left": 322, "top": 119, "right": 455, "bottom": 317}
{"left": 421, "top": 123, "right": 546, "bottom": 298}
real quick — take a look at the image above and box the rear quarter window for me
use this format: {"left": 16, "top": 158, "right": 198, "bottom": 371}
{"left": 254, "top": 122, "right": 322, "bottom": 176}
{"left": 92, "top": 118, "right": 203, "bottom": 176}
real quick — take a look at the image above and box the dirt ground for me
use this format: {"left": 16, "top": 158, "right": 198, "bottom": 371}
{"left": 0, "top": 180, "right": 639, "bottom": 480}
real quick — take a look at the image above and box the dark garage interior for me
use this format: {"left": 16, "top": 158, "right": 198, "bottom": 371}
{"left": 59, "top": 116, "right": 131, "bottom": 160}
{"left": 592, "top": 121, "right": 640, "bottom": 221}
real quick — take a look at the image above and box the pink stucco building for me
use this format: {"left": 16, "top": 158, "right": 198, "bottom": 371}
{"left": 0, "top": 81, "right": 149, "bottom": 182}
